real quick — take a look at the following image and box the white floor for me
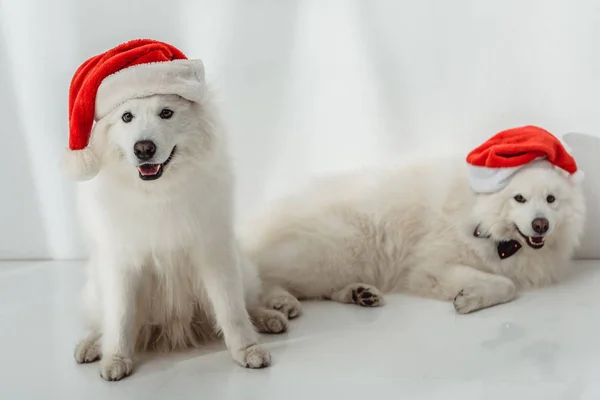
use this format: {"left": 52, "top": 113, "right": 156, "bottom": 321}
{"left": 2, "top": 261, "right": 600, "bottom": 400}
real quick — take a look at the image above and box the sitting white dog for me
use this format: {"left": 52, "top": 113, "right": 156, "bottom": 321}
{"left": 62, "top": 40, "right": 287, "bottom": 381}
{"left": 242, "top": 126, "right": 586, "bottom": 315}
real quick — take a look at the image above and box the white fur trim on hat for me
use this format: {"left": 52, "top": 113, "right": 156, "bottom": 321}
{"left": 95, "top": 59, "right": 206, "bottom": 120}
{"left": 60, "top": 147, "right": 100, "bottom": 181}
{"left": 467, "top": 164, "right": 526, "bottom": 194}
{"left": 467, "top": 157, "right": 548, "bottom": 194}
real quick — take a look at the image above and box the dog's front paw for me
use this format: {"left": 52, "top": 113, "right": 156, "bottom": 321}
{"left": 266, "top": 293, "right": 301, "bottom": 319}
{"left": 453, "top": 289, "right": 482, "bottom": 314}
{"left": 238, "top": 345, "right": 271, "bottom": 369}
{"left": 251, "top": 308, "right": 289, "bottom": 334}
{"left": 74, "top": 333, "right": 101, "bottom": 364}
{"left": 99, "top": 354, "right": 133, "bottom": 381}
{"left": 453, "top": 280, "right": 516, "bottom": 314}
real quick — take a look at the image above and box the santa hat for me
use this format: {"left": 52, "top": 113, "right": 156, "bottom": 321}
{"left": 62, "top": 39, "right": 206, "bottom": 181}
{"left": 466, "top": 125, "right": 584, "bottom": 193}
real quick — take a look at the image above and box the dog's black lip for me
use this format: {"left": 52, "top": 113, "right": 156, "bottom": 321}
{"left": 137, "top": 147, "right": 176, "bottom": 181}
{"left": 515, "top": 226, "right": 545, "bottom": 249}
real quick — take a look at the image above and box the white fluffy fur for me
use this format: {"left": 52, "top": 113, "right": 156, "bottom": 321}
{"left": 242, "top": 158, "right": 586, "bottom": 315}
{"left": 71, "top": 92, "right": 292, "bottom": 381}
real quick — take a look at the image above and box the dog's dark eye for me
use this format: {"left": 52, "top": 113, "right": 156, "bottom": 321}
{"left": 121, "top": 112, "right": 134, "bottom": 123}
{"left": 159, "top": 109, "right": 174, "bottom": 119}
{"left": 547, "top": 195, "right": 556, "bottom": 204}
{"left": 514, "top": 194, "right": 527, "bottom": 203}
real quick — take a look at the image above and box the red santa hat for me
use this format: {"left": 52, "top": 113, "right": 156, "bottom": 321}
{"left": 62, "top": 39, "right": 206, "bottom": 181}
{"left": 466, "top": 125, "right": 583, "bottom": 193}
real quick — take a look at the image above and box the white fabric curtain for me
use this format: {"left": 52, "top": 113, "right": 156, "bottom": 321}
{"left": 1, "top": 0, "right": 599, "bottom": 260}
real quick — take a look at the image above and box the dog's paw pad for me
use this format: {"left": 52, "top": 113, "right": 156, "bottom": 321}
{"left": 242, "top": 345, "right": 271, "bottom": 369}
{"left": 351, "top": 286, "right": 383, "bottom": 307}
{"left": 99, "top": 354, "right": 133, "bottom": 381}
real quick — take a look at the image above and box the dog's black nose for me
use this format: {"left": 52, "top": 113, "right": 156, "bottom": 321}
{"left": 532, "top": 217, "right": 549, "bottom": 234}
{"left": 134, "top": 140, "right": 156, "bottom": 161}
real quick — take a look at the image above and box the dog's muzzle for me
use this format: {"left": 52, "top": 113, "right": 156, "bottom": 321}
{"left": 137, "top": 147, "right": 176, "bottom": 181}
{"left": 516, "top": 226, "right": 546, "bottom": 249}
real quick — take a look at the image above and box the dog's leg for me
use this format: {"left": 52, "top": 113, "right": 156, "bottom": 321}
{"left": 330, "top": 283, "right": 385, "bottom": 307}
{"left": 97, "top": 254, "right": 140, "bottom": 381}
{"left": 261, "top": 285, "right": 302, "bottom": 319}
{"left": 249, "top": 308, "right": 288, "bottom": 334}
{"left": 74, "top": 331, "right": 102, "bottom": 363}
{"left": 430, "top": 264, "right": 517, "bottom": 314}
{"left": 195, "top": 245, "right": 271, "bottom": 369}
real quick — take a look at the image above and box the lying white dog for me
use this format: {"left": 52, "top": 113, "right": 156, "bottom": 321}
{"left": 62, "top": 40, "right": 287, "bottom": 381}
{"left": 242, "top": 127, "right": 586, "bottom": 315}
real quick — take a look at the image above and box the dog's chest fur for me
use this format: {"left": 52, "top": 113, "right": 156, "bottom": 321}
{"left": 79, "top": 170, "right": 229, "bottom": 254}
{"left": 77, "top": 165, "right": 233, "bottom": 346}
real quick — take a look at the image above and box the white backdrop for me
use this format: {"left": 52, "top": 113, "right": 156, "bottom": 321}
{"left": 1, "top": 0, "right": 599, "bottom": 260}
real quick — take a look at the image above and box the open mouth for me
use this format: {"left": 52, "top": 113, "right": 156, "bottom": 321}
{"left": 137, "top": 147, "right": 176, "bottom": 181}
{"left": 516, "top": 227, "right": 545, "bottom": 249}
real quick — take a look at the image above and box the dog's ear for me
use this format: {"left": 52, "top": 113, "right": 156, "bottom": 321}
{"left": 559, "top": 132, "right": 585, "bottom": 186}
{"left": 190, "top": 59, "right": 207, "bottom": 100}
{"left": 569, "top": 169, "right": 585, "bottom": 186}
{"left": 88, "top": 118, "right": 112, "bottom": 164}
{"left": 554, "top": 165, "right": 585, "bottom": 186}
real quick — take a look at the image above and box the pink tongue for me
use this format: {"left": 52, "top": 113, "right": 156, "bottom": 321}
{"left": 138, "top": 164, "right": 160, "bottom": 176}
